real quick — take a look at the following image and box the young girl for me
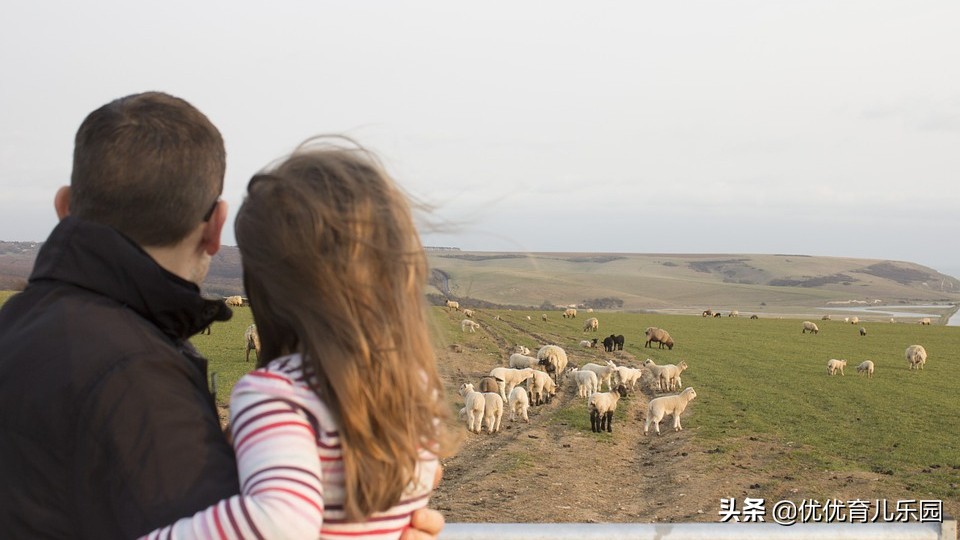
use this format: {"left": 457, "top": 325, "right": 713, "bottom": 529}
{"left": 143, "top": 139, "right": 450, "bottom": 539}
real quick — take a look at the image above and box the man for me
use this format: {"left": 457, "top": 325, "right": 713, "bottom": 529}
{"left": 0, "top": 92, "right": 443, "bottom": 539}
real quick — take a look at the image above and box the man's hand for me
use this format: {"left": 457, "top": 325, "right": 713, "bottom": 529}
{"left": 401, "top": 465, "right": 444, "bottom": 540}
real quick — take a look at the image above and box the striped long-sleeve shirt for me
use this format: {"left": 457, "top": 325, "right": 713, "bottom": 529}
{"left": 141, "top": 353, "right": 439, "bottom": 540}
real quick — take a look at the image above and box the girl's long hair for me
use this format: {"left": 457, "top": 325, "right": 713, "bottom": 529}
{"left": 235, "top": 137, "right": 450, "bottom": 520}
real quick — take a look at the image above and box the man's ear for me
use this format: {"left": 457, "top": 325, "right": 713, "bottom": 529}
{"left": 54, "top": 186, "right": 71, "bottom": 219}
{"left": 201, "top": 200, "right": 228, "bottom": 256}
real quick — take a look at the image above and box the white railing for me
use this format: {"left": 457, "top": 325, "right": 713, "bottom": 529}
{"left": 439, "top": 520, "right": 958, "bottom": 540}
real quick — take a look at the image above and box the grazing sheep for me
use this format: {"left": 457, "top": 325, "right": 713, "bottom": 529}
{"left": 919, "top": 318, "right": 932, "bottom": 325}
{"left": 564, "top": 367, "right": 599, "bottom": 399}
{"left": 478, "top": 375, "right": 501, "bottom": 394}
{"left": 644, "top": 387, "right": 697, "bottom": 435}
{"left": 889, "top": 318, "right": 895, "bottom": 324}
{"left": 613, "top": 366, "right": 644, "bottom": 390}
{"left": 489, "top": 367, "right": 536, "bottom": 402}
{"left": 445, "top": 300, "right": 460, "bottom": 311}
{"left": 844, "top": 317, "right": 850, "bottom": 323}
{"left": 856, "top": 360, "right": 875, "bottom": 378}
{"left": 458, "top": 383, "right": 485, "bottom": 433}
{"left": 859, "top": 327, "right": 867, "bottom": 336}
{"left": 528, "top": 369, "right": 558, "bottom": 405}
{"left": 563, "top": 308, "right": 578, "bottom": 318}
{"left": 515, "top": 344, "right": 531, "bottom": 356}
{"left": 728, "top": 310, "right": 739, "bottom": 318}
{"left": 802, "top": 321, "right": 819, "bottom": 334}
{"left": 713, "top": 312, "right": 721, "bottom": 318}
{"left": 541, "top": 313, "right": 548, "bottom": 321}
{"left": 508, "top": 353, "right": 540, "bottom": 369}
{"left": 905, "top": 345, "right": 927, "bottom": 370}
{"left": 580, "top": 361, "right": 618, "bottom": 392}
{"left": 583, "top": 317, "right": 599, "bottom": 332}
{"left": 749, "top": 314, "right": 759, "bottom": 320}
{"left": 244, "top": 324, "right": 260, "bottom": 362}
{"left": 644, "top": 327, "right": 674, "bottom": 350}
{"left": 461, "top": 319, "right": 480, "bottom": 333}
{"left": 225, "top": 295, "right": 244, "bottom": 307}
{"left": 826, "top": 358, "right": 847, "bottom": 376}
{"left": 481, "top": 392, "right": 504, "bottom": 433}
{"left": 702, "top": 309, "right": 713, "bottom": 317}
{"left": 849, "top": 316, "right": 860, "bottom": 325}
{"left": 579, "top": 340, "right": 593, "bottom": 348}
{"left": 537, "top": 345, "right": 569, "bottom": 386}
{"left": 821, "top": 315, "right": 832, "bottom": 321}
{"left": 508, "top": 386, "right": 530, "bottom": 422}
{"left": 462, "top": 308, "right": 475, "bottom": 318}
{"left": 589, "top": 385, "right": 628, "bottom": 433}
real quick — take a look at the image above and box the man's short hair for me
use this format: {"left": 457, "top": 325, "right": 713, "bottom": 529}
{"left": 70, "top": 92, "right": 226, "bottom": 246}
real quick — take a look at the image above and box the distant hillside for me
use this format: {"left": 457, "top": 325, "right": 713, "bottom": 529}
{"left": 2, "top": 243, "right": 958, "bottom": 317}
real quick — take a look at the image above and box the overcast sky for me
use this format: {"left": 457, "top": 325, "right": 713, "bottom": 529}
{"left": 2, "top": 1, "right": 958, "bottom": 276}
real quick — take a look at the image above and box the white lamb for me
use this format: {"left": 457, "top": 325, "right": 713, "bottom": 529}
{"left": 481, "top": 392, "right": 504, "bottom": 433}
{"left": 826, "top": 358, "right": 847, "bottom": 376}
{"left": 589, "top": 385, "right": 628, "bottom": 433}
{"left": 458, "top": 383, "right": 485, "bottom": 434}
{"left": 462, "top": 308, "right": 475, "bottom": 318}
{"left": 489, "top": 367, "right": 536, "bottom": 401}
{"left": 613, "top": 366, "right": 645, "bottom": 391}
{"left": 642, "top": 358, "right": 675, "bottom": 392}
{"left": 856, "top": 360, "right": 875, "bottom": 378}
{"left": 579, "top": 340, "right": 592, "bottom": 348}
{"left": 583, "top": 317, "right": 599, "bottom": 332}
{"left": 508, "top": 386, "right": 530, "bottom": 423}
{"left": 905, "top": 345, "right": 927, "bottom": 370}
{"left": 508, "top": 353, "right": 540, "bottom": 369}
{"left": 528, "top": 369, "right": 558, "bottom": 405}
{"left": 446, "top": 300, "right": 460, "bottom": 311}
{"left": 658, "top": 360, "right": 688, "bottom": 392}
{"left": 461, "top": 319, "right": 480, "bottom": 333}
{"left": 564, "top": 367, "right": 599, "bottom": 399}
{"left": 580, "top": 361, "right": 618, "bottom": 392}
{"left": 644, "top": 387, "right": 697, "bottom": 435}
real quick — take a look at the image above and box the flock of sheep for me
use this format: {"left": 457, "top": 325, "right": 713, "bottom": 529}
{"left": 801, "top": 318, "right": 930, "bottom": 377}
{"left": 448, "top": 302, "right": 697, "bottom": 437}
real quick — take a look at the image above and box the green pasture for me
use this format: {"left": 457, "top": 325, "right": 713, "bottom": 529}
{"left": 435, "top": 306, "right": 960, "bottom": 501}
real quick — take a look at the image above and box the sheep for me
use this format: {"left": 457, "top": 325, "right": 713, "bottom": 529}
{"left": 541, "top": 313, "right": 548, "bottom": 321}
{"left": 225, "top": 295, "right": 244, "bottom": 307}
{"left": 445, "top": 300, "right": 460, "bottom": 311}
{"left": 826, "top": 358, "right": 847, "bottom": 376}
{"left": 889, "top": 318, "right": 895, "bottom": 324}
{"left": 589, "top": 385, "right": 628, "bottom": 433}
{"left": 859, "top": 326, "right": 867, "bottom": 336}
{"left": 563, "top": 308, "right": 577, "bottom": 318}
{"left": 580, "top": 361, "right": 618, "bottom": 392}
{"left": 536, "top": 345, "right": 569, "bottom": 386}
{"left": 603, "top": 334, "right": 624, "bottom": 351}
{"left": 905, "top": 345, "right": 927, "bottom": 370}
{"left": 564, "top": 367, "right": 599, "bottom": 399}
{"left": 244, "top": 324, "right": 261, "bottom": 362}
{"left": 525, "top": 316, "right": 532, "bottom": 321}
{"left": 508, "top": 386, "right": 530, "bottom": 422}
{"left": 613, "top": 334, "right": 625, "bottom": 350}
{"left": 919, "top": 318, "right": 932, "bottom": 325}
{"left": 821, "top": 315, "right": 832, "bottom": 321}
{"left": 602, "top": 335, "right": 615, "bottom": 352}
{"left": 583, "top": 317, "right": 599, "bottom": 332}
{"left": 613, "top": 366, "right": 644, "bottom": 390}
{"left": 849, "top": 316, "right": 859, "bottom": 325}
{"left": 528, "top": 369, "right": 558, "bottom": 405}
{"left": 702, "top": 309, "right": 713, "bottom": 317}
{"left": 644, "top": 327, "right": 674, "bottom": 350}
{"left": 713, "top": 312, "right": 721, "bottom": 318}
{"left": 642, "top": 359, "right": 671, "bottom": 392}
{"left": 458, "top": 383, "right": 485, "bottom": 433}
{"left": 658, "top": 360, "right": 689, "bottom": 392}
{"left": 489, "top": 367, "right": 536, "bottom": 401}
{"left": 478, "top": 375, "right": 501, "bottom": 394}
{"left": 461, "top": 319, "right": 480, "bottom": 333}
{"left": 749, "top": 314, "right": 759, "bottom": 320}
{"left": 508, "top": 353, "right": 540, "bottom": 369}
{"left": 728, "top": 310, "right": 739, "bottom": 318}
{"left": 481, "top": 392, "right": 504, "bottom": 433}
{"left": 579, "top": 340, "right": 593, "bottom": 348}
{"left": 462, "top": 308, "right": 475, "bottom": 318}
{"left": 644, "top": 387, "right": 697, "bottom": 435}
{"left": 515, "top": 344, "right": 531, "bottom": 355}
{"left": 844, "top": 317, "right": 850, "bottom": 323}
{"left": 856, "top": 360, "right": 875, "bottom": 378}
{"left": 801, "top": 321, "right": 819, "bottom": 334}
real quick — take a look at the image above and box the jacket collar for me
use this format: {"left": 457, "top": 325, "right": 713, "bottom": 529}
{"left": 29, "top": 216, "right": 232, "bottom": 340}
